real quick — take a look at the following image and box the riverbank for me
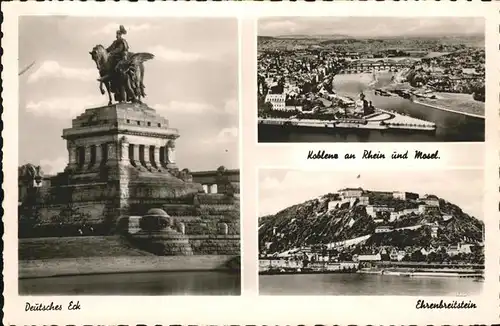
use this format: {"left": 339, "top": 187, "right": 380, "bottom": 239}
{"left": 333, "top": 71, "right": 484, "bottom": 119}
{"left": 380, "top": 86, "right": 485, "bottom": 118}
{"left": 19, "top": 255, "right": 239, "bottom": 279}
{"left": 413, "top": 97, "right": 484, "bottom": 119}
{"left": 333, "top": 72, "right": 481, "bottom": 119}
{"left": 259, "top": 269, "right": 355, "bottom": 276}
{"left": 358, "top": 267, "right": 483, "bottom": 278}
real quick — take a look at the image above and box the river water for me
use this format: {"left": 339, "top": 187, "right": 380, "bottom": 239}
{"left": 19, "top": 271, "right": 241, "bottom": 295}
{"left": 259, "top": 273, "right": 482, "bottom": 296}
{"left": 258, "top": 74, "right": 484, "bottom": 143}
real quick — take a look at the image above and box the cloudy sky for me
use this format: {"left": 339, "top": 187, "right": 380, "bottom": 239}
{"left": 259, "top": 17, "right": 484, "bottom": 38}
{"left": 259, "top": 169, "right": 484, "bottom": 220}
{"left": 19, "top": 17, "right": 238, "bottom": 174}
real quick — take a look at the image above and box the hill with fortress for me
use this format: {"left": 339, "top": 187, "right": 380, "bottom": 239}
{"left": 258, "top": 188, "right": 484, "bottom": 257}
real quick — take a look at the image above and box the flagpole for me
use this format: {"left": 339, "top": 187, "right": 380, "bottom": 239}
{"left": 19, "top": 61, "right": 36, "bottom": 76}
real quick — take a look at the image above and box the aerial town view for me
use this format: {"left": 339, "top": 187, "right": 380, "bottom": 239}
{"left": 18, "top": 17, "right": 240, "bottom": 295}
{"left": 258, "top": 169, "right": 484, "bottom": 295}
{"left": 257, "top": 17, "right": 485, "bottom": 142}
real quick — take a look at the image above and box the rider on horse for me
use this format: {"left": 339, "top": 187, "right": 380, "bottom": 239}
{"left": 91, "top": 25, "right": 154, "bottom": 104}
{"left": 105, "top": 25, "right": 138, "bottom": 101}
{"left": 107, "top": 25, "right": 130, "bottom": 70}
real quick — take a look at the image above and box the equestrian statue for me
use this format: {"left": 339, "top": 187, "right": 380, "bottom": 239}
{"left": 89, "top": 25, "right": 154, "bottom": 105}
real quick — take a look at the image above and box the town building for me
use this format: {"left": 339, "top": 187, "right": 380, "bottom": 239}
{"left": 442, "top": 214, "right": 454, "bottom": 221}
{"left": 284, "top": 105, "right": 303, "bottom": 112}
{"left": 446, "top": 243, "right": 474, "bottom": 256}
{"left": 191, "top": 168, "right": 240, "bottom": 196}
{"left": 430, "top": 225, "right": 439, "bottom": 238}
{"left": 418, "top": 204, "right": 428, "bottom": 214}
{"left": 424, "top": 199, "right": 440, "bottom": 207}
{"left": 265, "top": 93, "right": 286, "bottom": 111}
{"left": 447, "top": 245, "right": 460, "bottom": 256}
{"left": 392, "top": 191, "right": 420, "bottom": 200}
{"left": 366, "top": 205, "right": 395, "bottom": 218}
{"left": 389, "top": 208, "right": 420, "bottom": 221}
{"left": 375, "top": 225, "right": 394, "bottom": 233}
{"left": 356, "top": 253, "right": 382, "bottom": 262}
{"left": 397, "top": 250, "right": 407, "bottom": 261}
{"left": 369, "top": 190, "right": 394, "bottom": 198}
{"left": 358, "top": 196, "right": 370, "bottom": 205}
{"left": 327, "top": 200, "right": 342, "bottom": 211}
{"left": 458, "top": 244, "right": 474, "bottom": 254}
{"left": 339, "top": 187, "right": 364, "bottom": 199}
{"left": 423, "top": 195, "right": 440, "bottom": 207}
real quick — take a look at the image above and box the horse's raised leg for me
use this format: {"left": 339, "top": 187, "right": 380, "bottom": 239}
{"left": 105, "top": 82, "right": 113, "bottom": 106}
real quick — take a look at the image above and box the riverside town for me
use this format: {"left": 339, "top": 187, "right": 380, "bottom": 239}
{"left": 260, "top": 188, "right": 484, "bottom": 277}
{"left": 257, "top": 17, "right": 485, "bottom": 143}
{"left": 259, "top": 170, "right": 484, "bottom": 295}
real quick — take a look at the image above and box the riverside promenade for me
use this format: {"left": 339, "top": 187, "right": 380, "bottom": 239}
{"left": 19, "top": 236, "right": 240, "bottom": 278}
{"left": 258, "top": 108, "right": 436, "bottom": 132}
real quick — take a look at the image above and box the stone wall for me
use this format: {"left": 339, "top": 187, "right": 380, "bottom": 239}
{"left": 187, "top": 235, "right": 240, "bottom": 255}
{"left": 183, "top": 220, "right": 239, "bottom": 235}
{"left": 19, "top": 201, "right": 115, "bottom": 237}
{"left": 20, "top": 165, "right": 240, "bottom": 239}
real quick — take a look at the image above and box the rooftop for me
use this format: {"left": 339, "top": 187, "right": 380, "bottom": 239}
{"left": 338, "top": 187, "right": 364, "bottom": 191}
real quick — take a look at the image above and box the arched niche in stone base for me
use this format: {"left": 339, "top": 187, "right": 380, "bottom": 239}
{"left": 210, "top": 184, "right": 218, "bottom": 194}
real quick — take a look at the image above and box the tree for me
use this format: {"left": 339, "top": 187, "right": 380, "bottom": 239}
{"left": 257, "top": 95, "right": 274, "bottom": 117}
{"left": 410, "top": 250, "right": 425, "bottom": 262}
{"left": 426, "top": 251, "right": 437, "bottom": 263}
{"left": 472, "top": 85, "right": 485, "bottom": 102}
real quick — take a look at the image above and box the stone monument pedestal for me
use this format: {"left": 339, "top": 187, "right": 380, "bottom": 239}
{"left": 37, "top": 103, "right": 203, "bottom": 233}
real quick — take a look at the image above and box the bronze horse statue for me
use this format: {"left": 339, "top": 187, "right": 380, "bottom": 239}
{"left": 89, "top": 45, "right": 154, "bottom": 105}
